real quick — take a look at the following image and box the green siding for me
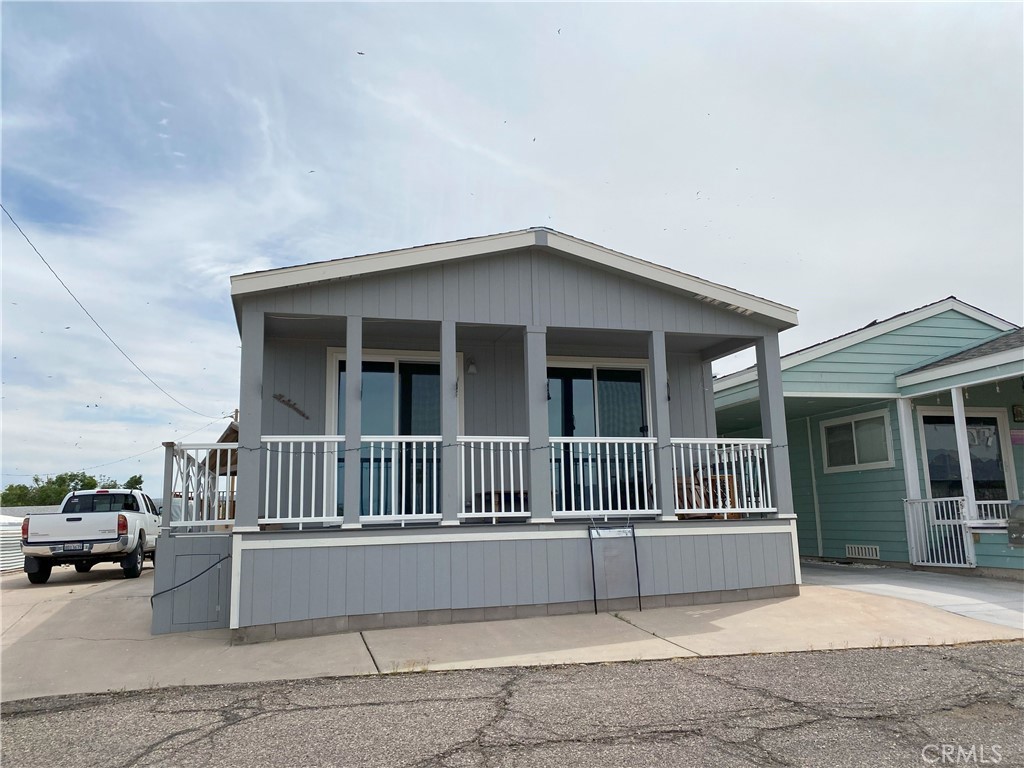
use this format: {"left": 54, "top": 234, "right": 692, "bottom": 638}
{"left": 787, "top": 417, "right": 820, "bottom": 557}
{"left": 974, "top": 532, "right": 1024, "bottom": 571}
{"left": 779, "top": 310, "right": 1004, "bottom": 395}
{"left": 808, "top": 401, "right": 911, "bottom": 562}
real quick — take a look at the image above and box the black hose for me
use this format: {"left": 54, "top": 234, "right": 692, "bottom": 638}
{"left": 150, "top": 554, "right": 231, "bottom": 607}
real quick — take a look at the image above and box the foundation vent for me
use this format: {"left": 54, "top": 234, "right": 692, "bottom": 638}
{"left": 845, "top": 544, "right": 880, "bottom": 560}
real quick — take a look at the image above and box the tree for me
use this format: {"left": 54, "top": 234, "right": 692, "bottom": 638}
{"left": 0, "top": 472, "right": 145, "bottom": 507}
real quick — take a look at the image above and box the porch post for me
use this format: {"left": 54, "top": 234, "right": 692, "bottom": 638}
{"left": 950, "top": 386, "right": 977, "bottom": 517}
{"left": 440, "top": 320, "right": 459, "bottom": 525}
{"left": 896, "top": 397, "right": 922, "bottom": 500}
{"left": 700, "top": 359, "right": 717, "bottom": 437}
{"left": 161, "top": 442, "right": 176, "bottom": 529}
{"left": 524, "top": 326, "right": 552, "bottom": 519}
{"left": 648, "top": 331, "right": 677, "bottom": 520}
{"left": 343, "top": 316, "right": 363, "bottom": 528}
{"left": 235, "top": 304, "right": 265, "bottom": 530}
{"left": 755, "top": 334, "right": 794, "bottom": 517}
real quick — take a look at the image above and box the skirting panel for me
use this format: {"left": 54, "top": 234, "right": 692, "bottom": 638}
{"left": 151, "top": 532, "right": 233, "bottom": 634}
{"left": 234, "top": 525, "right": 798, "bottom": 630}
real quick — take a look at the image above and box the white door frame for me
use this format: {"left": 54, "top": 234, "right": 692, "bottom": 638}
{"left": 915, "top": 405, "right": 1019, "bottom": 503}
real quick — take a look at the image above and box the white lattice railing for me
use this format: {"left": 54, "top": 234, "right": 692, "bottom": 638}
{"left": 260, "top": 436, "right": 344, "bottom": 526}
{"left": 360, "top": 437, "right": 441, "bottom": 523}
{"left": 974, "top": 500, "right": 1012, "bottom": 524}
{"left": 171, "top": 443, "right": 238, "bottom": 528}
{"left": 459, "top": 437, "right": 529, "bottom": 518}
{"left": 550, "top": 438, "right": 659, "bottom": 518}
{"left": 670, "top": 438, "right": 774, "bottom": 517}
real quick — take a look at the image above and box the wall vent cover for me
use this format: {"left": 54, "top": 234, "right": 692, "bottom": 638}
{"left": 845, "top": 544, "right": 881, "bottom": 560}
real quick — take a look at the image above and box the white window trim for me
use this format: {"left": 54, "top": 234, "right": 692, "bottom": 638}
{"left": 914, "top": 405, "right": 1019, "bottom": 503}
{"left": 325, "top": 347, "right": 464, "bottom": 437}
{"left": 820, "top": 408, "right": 896, "bottom": 474}
{"left": 546, "top": 357, "right": 653, "bottom": 439}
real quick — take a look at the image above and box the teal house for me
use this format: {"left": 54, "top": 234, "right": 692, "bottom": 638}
{"left": 715, "top": 298, "right": 1023, "bottom": 577}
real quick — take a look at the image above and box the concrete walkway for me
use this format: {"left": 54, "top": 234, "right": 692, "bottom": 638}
{"left": 802, "top": 561, "right": 1024, "bottom": 629}
{"left": 2, "top": 562, "right": 1021, "bottom": 703}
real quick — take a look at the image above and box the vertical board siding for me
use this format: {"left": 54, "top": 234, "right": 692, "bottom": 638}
{"left": 152, "top": 534, "right": 232, "bottom": 634}
{"left": 256, "top": 248, "right": 773, "bottom": 336}
{"left": 236, "top": 530, "right": 796, "bottom": 627}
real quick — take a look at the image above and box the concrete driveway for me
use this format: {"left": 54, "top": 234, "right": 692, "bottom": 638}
{"left": 802, "top": 562, "right": 1024, "bottom": 629}
{"left": 3, "top": 560, "right": 1021, "bottom": 703}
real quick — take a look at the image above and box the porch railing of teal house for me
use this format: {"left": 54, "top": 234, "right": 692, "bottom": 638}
{"left": 170, "top": 435, "right": 783, "bottom": 528}
{"left": 904, "top": 497, "right": 977, "bottom": 567}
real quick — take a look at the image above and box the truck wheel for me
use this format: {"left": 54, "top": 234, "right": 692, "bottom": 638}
{"left": 123, "top": 541, "right": 144, "bottom": 579}
{"left": 75, "top": 562, "right": 94, "bottom": 573}
{"left": 27, "top": 562, "right": 52, "bottom": 584}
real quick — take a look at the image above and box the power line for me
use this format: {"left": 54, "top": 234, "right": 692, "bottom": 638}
{"left": 1, "top": 416, "right": 227, "bottom": 478}
{"left": 2, "top": 203, "right": 221, "bottom": 419}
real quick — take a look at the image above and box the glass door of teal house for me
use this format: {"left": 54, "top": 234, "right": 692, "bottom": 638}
{"left": 336, "top": 360, "right": 440, "bottom": 516}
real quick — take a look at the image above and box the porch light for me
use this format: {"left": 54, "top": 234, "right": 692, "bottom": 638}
{"left": 466, "top": 358, "right": 478, "bottom": 375}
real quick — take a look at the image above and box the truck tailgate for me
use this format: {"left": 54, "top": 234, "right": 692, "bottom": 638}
{"left": 25, "top": 510, "right": 120, "bottom": 543}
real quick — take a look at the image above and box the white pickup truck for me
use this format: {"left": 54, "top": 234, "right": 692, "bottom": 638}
{"left": 21, "top": 489, "right": 161, "bottom": 584}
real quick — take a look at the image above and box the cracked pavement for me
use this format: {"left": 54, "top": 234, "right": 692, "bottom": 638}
{"left": 3, "top": 641, "right": 1022, "bottom": 767}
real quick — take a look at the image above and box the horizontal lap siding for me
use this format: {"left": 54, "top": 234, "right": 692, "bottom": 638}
{"left": 809, "top": 401, "right": 910, "bottom": 562}
{"left": 236, "top": 530, "right": 796, "bottom": 627}
{"left": 780, "top": 311, "right": 1004, "bottom": 395}
{"left": 973, "top": 533, "right": 1024, "bottom": 571}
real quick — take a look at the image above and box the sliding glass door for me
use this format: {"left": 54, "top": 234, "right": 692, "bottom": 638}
{"left": 548, "top": 366, "right": 650, "bottom": 512}
{"left": 336, "top": 360, "right": 440, "bottom": 515}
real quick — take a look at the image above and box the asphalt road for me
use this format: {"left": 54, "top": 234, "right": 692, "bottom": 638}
{"left": 3, "top": 641, "right": 1021, "bottom": 768}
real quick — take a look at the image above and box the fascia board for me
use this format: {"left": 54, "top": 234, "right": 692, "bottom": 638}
{"left": 713, "top": 298, "right": 1016, "bottom": 393}
{"left": 895, "top": 347, "right": 1024, "bottom": 388}
{"left": 230, "top": 230, "right": 537, "bottom": 296}
{"left": 544, "top": 232, "right": 798, "bottom": 328}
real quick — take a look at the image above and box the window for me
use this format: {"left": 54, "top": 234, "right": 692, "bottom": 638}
{"left": 820, "top": 409, "right": 894, "bottom": 473}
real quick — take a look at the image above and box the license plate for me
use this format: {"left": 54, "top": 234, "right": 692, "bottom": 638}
{"left": 63, "top": 542, "right": 84, "bottom": 551}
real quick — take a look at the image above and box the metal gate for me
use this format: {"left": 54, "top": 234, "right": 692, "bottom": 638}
{"left": 905, "top": 497, "right": 976, "bottom": 568}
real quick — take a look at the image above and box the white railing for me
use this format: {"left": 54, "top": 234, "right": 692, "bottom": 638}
{"left": 171, "top": 443, "right": 238, "bottom": 528}
{"left": 459, "top": 437, "right": 529, "bottom": 518}
{"left": 260, "top": 436, "right": 344, "bottom": 526}
{"left": 670, "top": 438, "right": 774, "bottom": 517}
{"left": 360, "top": 437, "right": 441, "bottom": 523}
{"left": 975, "top": 500, "right": 1012, "bottom": 524}
{"left": 550, "top": 438, "right": 659, "bottom": 518}
{"left": 905, "top": 497, "right": 975, "bottom": 567}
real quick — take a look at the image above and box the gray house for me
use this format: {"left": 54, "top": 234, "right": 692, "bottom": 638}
{"left": 153, "top": 228, "right": 801, "bottom": 640}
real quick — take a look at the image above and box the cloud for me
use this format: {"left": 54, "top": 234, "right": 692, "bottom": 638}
{"left": 1, "top": 1, "right": 1020, "bottom": 491}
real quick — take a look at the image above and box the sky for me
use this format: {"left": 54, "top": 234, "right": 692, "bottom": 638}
{"left": 2, "top": 2, "right": 1022, "bottom": 495}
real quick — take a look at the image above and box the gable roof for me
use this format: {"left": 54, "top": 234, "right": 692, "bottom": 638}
{"left": 230, "top": 227, "right": 799, "bottom": 328}
{"left": 714, "top": 297, "right": 1017, "bottom": 392}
